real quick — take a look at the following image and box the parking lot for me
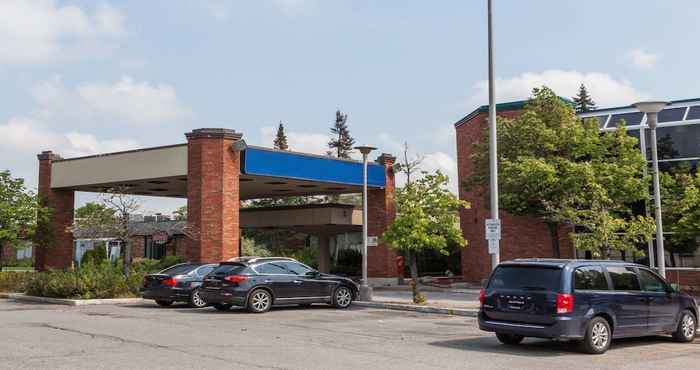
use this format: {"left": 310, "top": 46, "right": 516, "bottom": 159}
{"left": 0, "top": 299, "right": 698, "bottom": 370}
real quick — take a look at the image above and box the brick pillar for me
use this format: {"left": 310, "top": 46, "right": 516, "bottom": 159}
{"left": 367, "top": 153, "right": 398, "bottom": 279}
{"left": 186, "top": 128, "right": 242, "bottom": 263}
{"left": 35, "top": 151, "right": 74, "bottom": 271}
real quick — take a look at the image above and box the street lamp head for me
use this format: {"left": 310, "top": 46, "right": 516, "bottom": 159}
{"left": 354, "top": 145, "right": 377, "bottom": 155}
{"left": 633, "top": 101, "right": 670, "bottom": 114}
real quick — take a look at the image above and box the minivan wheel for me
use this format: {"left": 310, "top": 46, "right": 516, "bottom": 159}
{"left": 672, "top": 310, "right": 696, "bottom": 343}
{"left": 582, "top": 317, "right": 611, "bottom": 354}
{"left": 495, "top": 333, "right": 524, "bottom": 345}
{"left": 188, "top": 289, "right": 207, "bottom": 308}
{"left": 332, "top": 286, "right": 353, "bottom": 309}
{"left": 247, "top": 289, "right": 272, "bottom": 313}
{"left": 155, "top": 300, "right": 173, "bottom": 307}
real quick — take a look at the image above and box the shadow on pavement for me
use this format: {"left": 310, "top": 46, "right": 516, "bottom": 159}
{"left": 429, "top": 335, "right": 686, "bottom": 357}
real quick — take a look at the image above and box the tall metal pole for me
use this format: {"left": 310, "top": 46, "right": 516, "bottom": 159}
{"left": 638, "top": 123, "right": 655, "bottom": 268}
{"left": 648, "top": 113, "right": 666, "bottom": 278}
{"left": 487, "top": 0, "right": 500, "bottom": 269}
{"left": 355, "top": 145, "right": 376, "bottom": 300}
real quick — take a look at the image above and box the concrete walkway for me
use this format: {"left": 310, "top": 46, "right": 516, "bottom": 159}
{"left": 371, "top": 287, "right": 481, "bottom": 310}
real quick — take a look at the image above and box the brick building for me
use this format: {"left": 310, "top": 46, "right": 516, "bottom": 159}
{"left": 455, "top": 98, "right": 700, "bottom": 289}
{"left": 35, "top": 128, "right": 398, "bottom": 284}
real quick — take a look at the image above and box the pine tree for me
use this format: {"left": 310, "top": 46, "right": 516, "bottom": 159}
{"left": 328, "top": 110, "right": 355, "bottom": 159}
{"left": 273, "top": 122, "right": 288, "bottom": 150}
{"left": 572, "top": 84, "right": 597, "bottom": 113}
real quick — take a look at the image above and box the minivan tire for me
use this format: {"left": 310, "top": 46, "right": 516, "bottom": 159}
{"left": 581, "top": 317, "right": 611, "bottom": 354}
{"left": 495, "top": 333, "right": 524, "bottom": 345}
{"left": 672, "top": 310, "right": 696, "bottom": 343}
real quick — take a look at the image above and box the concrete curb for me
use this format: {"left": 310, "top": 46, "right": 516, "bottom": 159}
{"left": 354, "top": 301, "right": 479, "bottom": 317}
{"left": 2, "top": 293, "right": 145, "bottom": 306}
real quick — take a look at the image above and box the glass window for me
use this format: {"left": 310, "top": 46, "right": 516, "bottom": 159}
{"left": 574, "top": 266, "right": 609, "bottom": 291}
{"left": 658, "top": 107, "right": 687, "bottom": 123}
{"left": 606, "top": 266, "right": 641, "bottom": 291}
{"left": 487, "top": 266, "right": 562, "bottom": 291}
{"left": 280, "top": 261, "right": 314, "bottom": 275}
{"left": 196, "top": 265, "right": 216, "bottom": 277}
{"left": 159, "top": 263, "right": 197, "bottom": 275}
{"left": 144, "top": 236, "right": 166, "bottom": 259}
{"left": 210, "top": 263, "right": 248, "bottom": 276}
{"left": 686, "top": 106, "right": 700, "bottom": 120}
{"left": 638, "top": 269, "right": 668, "bottom": 293}
{"left": 645, "top": 124, "right": 700, "bottom": 160}
{"left": 608, "top": 112, "right": 644, "bottom": 128}
{"left": 255, "top": 262, "right": 290, "bottom": 274}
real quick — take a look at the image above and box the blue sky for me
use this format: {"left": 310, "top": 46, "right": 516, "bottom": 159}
{"left": 1, "top": 0, "right": 698, "bottom": 214}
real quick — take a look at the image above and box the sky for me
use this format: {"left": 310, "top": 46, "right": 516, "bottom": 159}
{"left": 1, "top": 0, "right": 698, "bottom": 215}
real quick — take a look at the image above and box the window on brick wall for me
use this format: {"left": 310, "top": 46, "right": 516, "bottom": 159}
{"left": 144, "top": 236, "right": 165, "bottom": 259}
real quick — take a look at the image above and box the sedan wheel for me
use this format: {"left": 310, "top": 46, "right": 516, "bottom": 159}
{"left": 332, "top": 286, "right": 353, "bottom": 309}
{"left": 188, "top": 289, "right": 207, "bottom": 308}
{"left": 673, "top": 310, "right": 697, "bottom": 342}
{"left": 247, "top": 289, "right": 272, "bottom": 313}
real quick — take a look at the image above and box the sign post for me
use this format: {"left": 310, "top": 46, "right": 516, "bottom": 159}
{"left": 485, "top": 218, "right": 501, "bottom": 256}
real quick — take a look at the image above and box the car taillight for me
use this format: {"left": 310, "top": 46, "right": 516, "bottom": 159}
{"left": 162, "top": 278, "right": 177, "bottom": 287}
{"left": 224, "top": 275, "right": 249, "bottom": 284}
{"left": 556, "top": 293, "right": 574, "bottom": 314}
{"left": 479, "top": 288, "right": 485, "bottom": 305}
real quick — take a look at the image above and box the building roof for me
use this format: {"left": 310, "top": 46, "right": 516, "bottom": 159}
{"left": 453, "top": 97, "right": 574, "bottom": 128}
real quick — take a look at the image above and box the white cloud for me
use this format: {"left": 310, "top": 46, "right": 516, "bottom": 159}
{"left": 626, "top": 49, "right": 658, "bottom": 70}
{"left": 468, "top": 70, "right": 649, "bottom": 108}
{"left": 0, "top": 116, "right": 139, "bottom": 157}
{"left": 31, "top": 76, "right": 193, "bottom": 127}
{"left": 0, "top": 0, "right": 126, "bottom": 65}
{"left": 260, "top": 126, "right": 330, "bottom": 155}
{"left": 392, "top": 151, "right": 458, "bottom": 194}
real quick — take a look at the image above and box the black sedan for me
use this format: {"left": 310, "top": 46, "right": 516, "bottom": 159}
{"left": 199, "top": 257, "right": 359, "bottom": 313}
{"left": 142, "top": 263, "right": 218, "bottom": 308}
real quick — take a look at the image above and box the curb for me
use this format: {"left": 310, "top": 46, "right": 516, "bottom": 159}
{"left": 354, "top": 301, "right": 479, "bottom": 317}
{"left": 2, "top": 293, "right": 145, "bottom": 306}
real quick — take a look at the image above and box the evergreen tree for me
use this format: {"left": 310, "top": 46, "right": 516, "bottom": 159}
{"left": 273, "top": 122, "right": 289, "bottom": 150}
{"left": 572, "top": 84, "right": 597, "bottom": 112}
{"left": 328, "top": 110, "right": 355, "bottom": 159}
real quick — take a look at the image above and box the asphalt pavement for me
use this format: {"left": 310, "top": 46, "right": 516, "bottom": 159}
{"left": 0, "top": 299, "right": 698, "bottom": 370}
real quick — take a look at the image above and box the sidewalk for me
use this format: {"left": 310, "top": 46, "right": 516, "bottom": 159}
{"left": 355, "top": 286, "right": 481, "bottom": 317}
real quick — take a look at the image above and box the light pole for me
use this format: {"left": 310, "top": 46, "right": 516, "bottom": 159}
{"left": 487, "top": 0, "right": 500, "bottom": 269}
{"left": 355, "top": 144, "right": 376, "bottom": 301}
{"left": 634, "top": 101, "right": 670, "bottom": 278}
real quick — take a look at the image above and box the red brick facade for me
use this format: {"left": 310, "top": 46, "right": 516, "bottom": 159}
{"left": 186, "top": 129, "right": 242, "bottom": 263}
{"left": 35, "top": 151, "right": 75, "bottom": 271}
{"left": 367, "top": 154, "right": 398, "bottom": 278}
{"left": 456, "top": 110, "right": 574, "bottom": 283}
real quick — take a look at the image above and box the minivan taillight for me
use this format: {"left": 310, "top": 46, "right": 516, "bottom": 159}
{"left": 556, "top": 293, "right": 574, "bottom": 314}
{"left": 479, "top": 288, "right": 485, "bottom": 305}
{"left": 224, "top": 275, "right": 249, "bottom": 284}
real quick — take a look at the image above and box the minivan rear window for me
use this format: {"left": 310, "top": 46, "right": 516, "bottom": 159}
{"left": 488, "top": 266, "right": 562, "bottom": 291}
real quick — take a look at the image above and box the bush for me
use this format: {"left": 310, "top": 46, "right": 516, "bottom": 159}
{"left": 288, "top": 247, "right": 318, "bottom": 269}
{"left": 131, "top": 255, "right": 185, "bottom": 274}
{"left": 25, "top": 259, "right": 146, "bottom": 299}
{"left": 0, "top": 271, "right": 35, "bottom": 292}
{"left": 80, "top": 245, "right": 107, "bottom": 266}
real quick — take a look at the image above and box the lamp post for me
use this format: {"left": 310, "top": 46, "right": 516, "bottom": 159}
{"left": 355, "top": 144, "right": 376, "bottom": 301}
{"left": 634, "top": 101, "right": 670, "bottom": 278}
{"left": 487, "top": 0, "right": 500, "bottom": 269}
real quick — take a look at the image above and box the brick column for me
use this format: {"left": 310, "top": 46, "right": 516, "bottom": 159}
{"left": 35, "top": 151, "right": 74, "bottom": 271}
{"left": 367, "top": 153, "right": 398, "bottom": 279}
{"left": 186, "top": 128, "right": 242, "bottom": 263}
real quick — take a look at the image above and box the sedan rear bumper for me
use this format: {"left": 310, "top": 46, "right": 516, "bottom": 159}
{"left": 478, "top": 312, "right": 584, "bottom": 340}
{"left": 142, "top": 287, "right": 191, "bottom": 302}
{"left": 199, "top": 288, "right": 246, "bottom": 306}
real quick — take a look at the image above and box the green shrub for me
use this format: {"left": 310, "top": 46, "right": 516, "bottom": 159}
{"left": 25, "top": 259, "right": 147, "bottom": 299}
{"left": 131, "top": 255, "right": 185, "bottom": 274}
{"left": 288, "top": 247, "right": 318, "bottom": 269}
{"left": 0, "top": 271, "right": 35, "bottom": 292}
{"left": 80, "top": 245, "right": 107, "bottom": 266}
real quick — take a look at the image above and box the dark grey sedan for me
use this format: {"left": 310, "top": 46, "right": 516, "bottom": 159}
{"left": 142, "top": 263, "right": 218, "bottom": 308}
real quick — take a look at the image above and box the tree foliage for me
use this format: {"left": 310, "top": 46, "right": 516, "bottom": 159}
{"left": 0, "top": 171, "right": 50, "bottom": 267}
{"left": 572, "top": 83, "right": 597, "bottom": 113}
{"left": 660, "top": 166, "right": 700, "bottom": 265}
{"left": 467, "top": 86, "right": 653, "bottom": 259}
{"left": 328, "top": 110, "right": 355, "bottom": 159}
{"left": 273, "top": 121, "right": 289, "bottom": 150}
{"left": 382, "top": 171, "right": 469, "bottom": 280}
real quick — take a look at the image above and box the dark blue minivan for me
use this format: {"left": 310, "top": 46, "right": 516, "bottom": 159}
{"left": 478, "top": 259, "right": 698, "bottom": 354}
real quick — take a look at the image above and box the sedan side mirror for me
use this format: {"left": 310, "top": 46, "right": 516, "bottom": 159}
{"left": 306, "top": 270, "right": 320, "bottom": 277}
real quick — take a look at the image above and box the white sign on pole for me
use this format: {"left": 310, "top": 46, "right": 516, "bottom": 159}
{"left": 367, "top": 236, "right": 378, "bottom": 247}
{"left": 488, "top": 239, "right": 499, "bottom": 254}
{"left": 485, "top": 218, "right": 501, "bottom": 241}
